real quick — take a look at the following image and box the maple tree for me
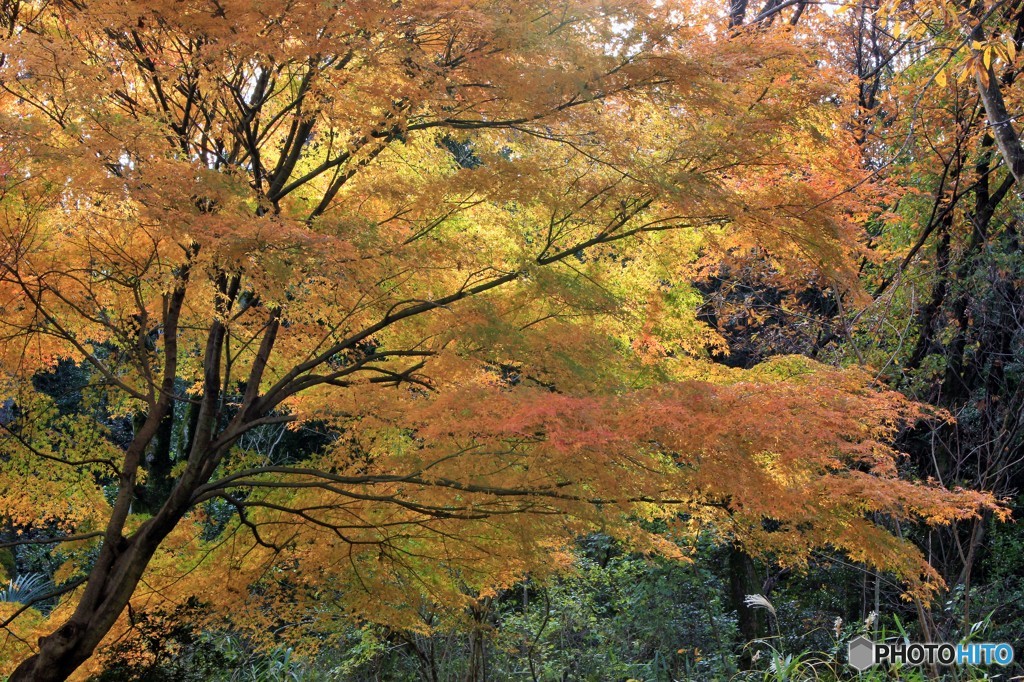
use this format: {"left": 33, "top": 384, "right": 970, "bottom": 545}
{"left": 0, "top": 0, "right": 1005, "bottom": 679}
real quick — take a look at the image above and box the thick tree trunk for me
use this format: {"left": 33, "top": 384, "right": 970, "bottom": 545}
{"left": 728, "top": 545, "right": 761, "bottom": 667}
{"left": 8, "top": 518, "right": 176, "bottom": 680}
{"left": 8, "top": 444, "right": 215, "bottom": 680}
{"left": 11, "top": 303, "right": 224, "bottom": 681}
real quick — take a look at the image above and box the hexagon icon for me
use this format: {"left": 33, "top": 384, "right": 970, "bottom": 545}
{"left": 848, "top": 635, "right": 876, "bottom": 671}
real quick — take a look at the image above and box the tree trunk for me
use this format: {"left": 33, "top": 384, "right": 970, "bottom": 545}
{"left": 8, "top": 517, "right": 179, "bottom": 680}
{"left": 729, "top": 545, "right": 761, "bottom": 668}
{"left": 970, "top": 14, "right": 1024, "bottom": 192}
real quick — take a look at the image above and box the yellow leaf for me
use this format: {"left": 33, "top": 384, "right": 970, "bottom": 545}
{"left": 976, "top": 61, "right": 990, "bottom": 88}
{"left": 984, "top": 46, "right": 992, "bottom": 69}
{"left": 935, "top": 69, "right": 947, "bottom": 87}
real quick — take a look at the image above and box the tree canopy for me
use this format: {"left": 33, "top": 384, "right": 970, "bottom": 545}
{"left": 0, "top": 0, "right": 1005, "bottom": 679}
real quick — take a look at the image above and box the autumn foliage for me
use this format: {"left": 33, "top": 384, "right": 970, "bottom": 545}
{"left": 0, "top": 0, "right": 1004, "bottom": 679}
